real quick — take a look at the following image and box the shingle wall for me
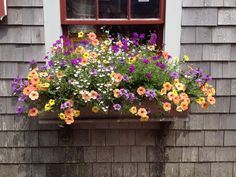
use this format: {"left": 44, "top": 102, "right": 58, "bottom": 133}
{"left": 0, "top": 0, "right": 235, "bottom": 176}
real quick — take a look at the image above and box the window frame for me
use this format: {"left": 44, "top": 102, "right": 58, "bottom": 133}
{"left": 60, "top": 0, "right": 165, "bottom": 25}
{"left": 0, "top": 0, "right": 7, "bottom": 20}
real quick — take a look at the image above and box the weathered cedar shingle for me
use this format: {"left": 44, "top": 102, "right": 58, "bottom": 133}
{"left": 182, "top": 8, "right": 218, "bottom": 26}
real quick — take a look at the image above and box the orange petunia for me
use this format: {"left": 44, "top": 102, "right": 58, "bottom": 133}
{"left": 81, "top": 91, "right": 91, "bottom": 102}
{"left": 91, "top": 39, "right": 99, "bottom": 46}
{"left": 114, "top": 73, "right": 123, "bottom": 83}
{"left": 30, "top": 77, "right": 40, "bottom": 84}
{"left": 162, "top": 51, "right": 169, "bottom": 60}
{"left": 207, "top": 96, "right": 216, "bottom": 105}
{"left": 81, "top": 58, "right": 88, "bottom": 66}
{"left": 113, "top": 89, "right": 120, "bottom": 98}
{"left": 137, "top": 108, "right": 148, "bottom": 117}
{"left": 29, "top": 91, "right": 39, "bottom": 100}
{"left": 90, "top": 90, "right": 98, "bottom": 99}
{"left": 160, "top": 88, "right": 167, "bottom": 95}
{"left": 180, "top": 102, "right": 189, "bottom": 111}
{"left": 90, "top": 51, "right": 98, "bottom": 59}
{"left": 137, "top": 86, "right": 146, "bottom": 96}
{"left": 163, "top": 102, "right": 171, "bottom": 111}
{"left": 28, "top": 108, "right": 38, "bottom": 117}
{"left": 180, "top": 93, "right": 188, "bottom": 100}
{"left": 65, "top": 115, "right": 74, "bottom": 125}
{"left": 64, "top": 108, "right": 74, "bottom": 117}
{"left": 88, "top": 32, "right": 97, "bottom": 41}
{"left": 28, "top": 70, "right": 38, "bottom": 78}
{"left": 29, "top": 83, "right": 38, "bottom": 91}
{"left": 201, "top": 102, "right": 209, "bottom": 109}
{"left": 23, "top": 86, "right": 32, "bottom": 96}
{"left": 163, "top": 82, "right": 172, "bottom": 91}
{"left": 173, "top": 95, "right": 180, "bottom": 104}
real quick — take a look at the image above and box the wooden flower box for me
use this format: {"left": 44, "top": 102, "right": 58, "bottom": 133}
{"left": 38, "top": 102, "right": 189, "bottom": 124}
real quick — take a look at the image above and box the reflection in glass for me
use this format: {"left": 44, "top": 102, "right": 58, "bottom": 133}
{"left": 66, "top": 0, "right": 95, "bottom": 19}
{"left": 131, "top": 0, "right": 160, "bottom": 18}
{"left": 66, "top": 0, "right": 96, "bottom": 33}
{"left": 99, "top": 0, "right": 127, "bottom": 18}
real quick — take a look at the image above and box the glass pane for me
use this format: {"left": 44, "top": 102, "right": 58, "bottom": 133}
{"left": 131, "top": 0, "right": 160, "bottom": 18}
{"left": 99, "top": 0, "right": 128, "bottom": 18}
{"left": 66, "top": 0, "right": 95, "bottom": 19}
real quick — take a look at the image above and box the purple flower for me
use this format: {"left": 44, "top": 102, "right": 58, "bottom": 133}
{"left": 15, "top": 106, "right": 24, "bottom": 115}
{"left": 113, "top": 104, "right": 121, "bottom": 111}
{"left": 112, "top": 45, "right": 119, "bottom": 53}
{"left": 60, "top": 103, "right": 66, "bottom": 110}
{"left": 80, "top": 40, "right": 89, "bottom": 46}
{"left": 122, "top": 45, "right": 128, "bottom": 51}
{"left": 132, "top": 32, "right": 139, "bottom": 38}
{"left": 11, "top": 77, "right": 25, "bottom": 92}
{"left": 153, "top": 56, "right": 160, "bottom": 60}
{"left": 133, "top": 40, "right": 139, "bottom": 45}
{"left": 64, "top": 38, "right": 71, "bottom": 46}
{"left": 202, "top": 73, "right": 212, "bottom": 82}
{"left": 156, "top": 62, "right": 166, "bottom": 70}
{"left": 170, "top": 72, "right": 179, "bottom": 79}
{"left": 59, "top": 60, "right": 67, "bottom": 67}
{"left": 122, "top": 75, "right": 130, "bottom": 82}
{"left": 90, "top": 69, "right": 98, "bottom": 76}
{"left": 48, "top": 60, "right": 55, "bottom": 67}
{"left": 128, "top": 93, "right": 137, "bottom": 102}
{"left": 39, "top": 65, "right": 47, "bottom": 70}
{"left": 119, "top": 59, "right": 125, "bottom": 65}
{"left": 145, "top": 90, "right": 157, "bottom": 100}
{"left": 146, "top": 72, "right": 152, "bottom": 79}
{"left": 119, "top": 89, "right": 128, "bottom": 96}
{"left": 70, "top": 58, "right": 80, "bottom": 65}
{"left": 18, "top": 95, "right": 27, "bottom": 102}
{"left": 150, "top": 33, "right": 157, "bottom": 45}
{"left": 140, "top": 33, "right": 145, "bottom": 39}
{"left": 129, "top": 64, "right": 136, "bottom": 73}
{"left": 142, "top": 58, "right": 150, "bottom": 64}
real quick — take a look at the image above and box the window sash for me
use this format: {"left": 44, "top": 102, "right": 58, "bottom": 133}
{"left": 60, "top": 0, "right": 165, "bottom": 25}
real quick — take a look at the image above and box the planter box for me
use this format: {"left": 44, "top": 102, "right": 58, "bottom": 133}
{"left": 38, "top": 102, "right": 189, "bottom": 124}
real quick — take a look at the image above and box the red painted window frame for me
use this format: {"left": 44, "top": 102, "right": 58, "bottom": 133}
{"left": 0, "top": 0, "right": 7, "bottom": 20}
{"left": 60, "top": 0, "right": 165, "bottom": 25}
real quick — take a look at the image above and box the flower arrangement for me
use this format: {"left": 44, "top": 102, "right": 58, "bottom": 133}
{"left": 12, "top": 31, "right": 216, "bottom": 125}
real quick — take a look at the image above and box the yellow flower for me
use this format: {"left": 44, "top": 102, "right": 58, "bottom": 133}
{"left": 56, "top": 71, "right": 65, "bottom": 78}
{"left": 129, "top": 106, "right": 137, "bottom": 114}
{"left": 74, "top": 110, "right": 81, "bottom": 117}
{"left": 175, "top": 83, "right": 185, "bottom": 91}
{"left": 172, "top": 89, "right": 178, "bottom": 96}
{"left": 128, "top": 57, "right": 136, "bottom": 64}
{"left": 196, "top": 97, "right": 205, "bottom": 105}
{"left": 103, "top": 60, "right": 109, "bottom": 64}
{"left": 58, "top": 113, "right": 65, "bottom": 120}
{"left": 44, "top": 103, "right": 51, "bottom": 111}
{"left": 78, "top": 31, "right": 84, "bottom": 38}
{"left": 104, "top": 40, "right": 111, "bottom": 45}
{"left": 48, "top": 99, "right": 55, "bottom": 106}
{"left": 83, "top": 53, "right": 89, "bottom": 58}
{"left": 183, "top": 55, "right": 189, "bottom": 61}
{"left": 174, "top": 56, "right": 179, "bottom": 62}
{"left": 140, "top": 115, "right": 149, "bottom": 122}
{"left": 92, "top": 106, "right": 100, "bottom": 113}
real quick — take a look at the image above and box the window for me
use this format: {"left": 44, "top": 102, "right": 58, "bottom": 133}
{"left": 43, "top": 0, "right": 182, "bottom": 57}
{"left": 60, "top": 0, "right": 165, "bottom": 46}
